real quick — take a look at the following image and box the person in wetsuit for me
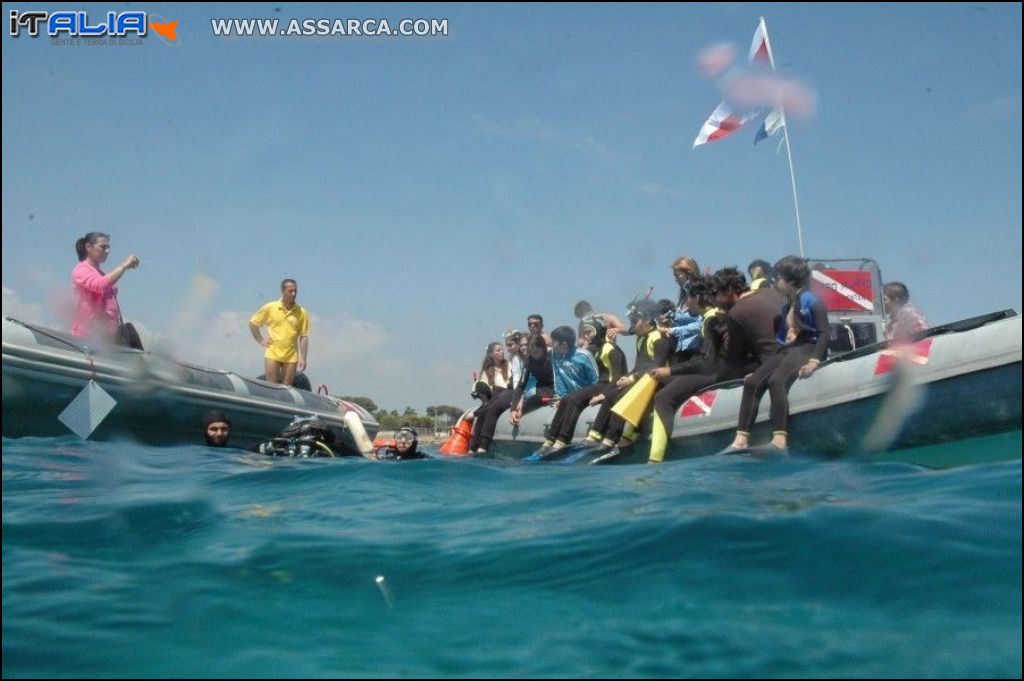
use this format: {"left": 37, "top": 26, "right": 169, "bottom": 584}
{"left": 747, "top": 259, "right": 774, "bottom": 291}
{"left": 374, "top": 426, "right": 429, "bottom": 460}
{"left": 252, "top": 415, "right": 340, "bottom": 457}
{"left": 582, "top": 299, "right": 672, "bottom": 452}
{"left": 725, "top": 255, "right": 830, "bottom": 453}
{"left": 508, "top": 332, "right": 558, "bottom": 426}
{"left": 643, "top": 275, "right": 723, "bottom": 463}
{"left": 203, "top": 410, "right": 232, "bottom": 448}
{"left": 641, "top": 266, "right": 788, "bottom": 463}
{"left": 663, "top": 256, "right": 704, "bottom": 364}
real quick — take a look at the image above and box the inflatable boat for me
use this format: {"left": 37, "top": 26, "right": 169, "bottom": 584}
{"left": 484, "top": 310, "right": 1021, "bottom": 465}
{"left": 2, "top": 317, "right": 379, "bottom": 454}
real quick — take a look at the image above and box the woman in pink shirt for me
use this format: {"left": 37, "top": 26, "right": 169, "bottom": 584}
{"left": 71, "top": 232, "right": 140, "bottom": 341}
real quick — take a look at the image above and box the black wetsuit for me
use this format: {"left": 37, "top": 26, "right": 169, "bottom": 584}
{"left": 590, "top": 329, "right": 671, "bottom": 442}
{"left": 548, "top": 339, "right": 628, "bottom": 444}
{"left": 475, "top": 352, "right": 553, "bottom": 452}
{"left": 374, "top": 446, "right": 428, "bottom": 460}
{"left": 252, "top": 417, "right": 344, "bottom": 457}
{"left": 722, "top": 288, "right": 786, "bottom": 370}
{"left": 736, "top": 290, "right": 830, "bottom": 437}
{"left": 648, "top": 309, "right": 727, "bottom": 460}
{"left": 648, "top": 290, "right": 785, "bottom": 461}
{"left": 513, "top": 352, "right": 555, "bottom": 413}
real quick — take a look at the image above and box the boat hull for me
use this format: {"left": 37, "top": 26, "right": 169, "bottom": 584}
{"left": 485, "top": 312, "right": 1022, "bottom": 466}
{"left": 2, "top": 319, "right": 378, "bottom": 452}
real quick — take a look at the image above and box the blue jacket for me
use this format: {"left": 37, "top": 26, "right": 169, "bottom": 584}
{"left": 552, "top": 348, "right": 598, "bottom": 397}
{"left": 669, "top": 309, "right": 702, "bottom": 353}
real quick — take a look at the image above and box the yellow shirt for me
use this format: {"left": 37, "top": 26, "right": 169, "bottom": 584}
{"left": 250, "top": 300, "right": 310, "bottom": 363}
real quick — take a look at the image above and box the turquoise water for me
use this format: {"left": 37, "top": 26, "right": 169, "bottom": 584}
{"left": 3, "top": 437, "right": 1021, "bottom": 678}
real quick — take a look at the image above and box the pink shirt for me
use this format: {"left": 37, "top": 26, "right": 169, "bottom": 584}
{"left": 885, "top": 303, "right": 929, "bottom": 341}
{"left": 71, "top": 260, "right": 119, "bottom": 338}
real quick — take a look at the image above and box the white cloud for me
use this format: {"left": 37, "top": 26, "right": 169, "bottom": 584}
{"left": 2, "top": 286, "right": 47, "bottom": 325}
{"left": 634, "top": 180, "right": 686, "bottom": 199}
{"left": 473, "top": 113, "right": 609, "bottom": 157}
{"left": 965, "top": 96, "right": 1022, "bottom": 124}
{"left": 185, "top": 308, "right": 409, "bottom": 403}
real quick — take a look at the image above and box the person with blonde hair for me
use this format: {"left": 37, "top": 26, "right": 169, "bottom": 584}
{"left": 664, "top": 256, "right": 703, "bottom": 362}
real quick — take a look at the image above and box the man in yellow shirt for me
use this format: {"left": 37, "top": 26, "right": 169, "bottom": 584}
{"left": 249, "top": 278, "right": 310, "bottom": 386}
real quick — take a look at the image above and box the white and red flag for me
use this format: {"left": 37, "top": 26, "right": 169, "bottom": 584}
{"left": 692, "top": 103, "right": 757, "bottom": 148}
{"left": 693, "top": 18, "right": 786, "bottom": 148}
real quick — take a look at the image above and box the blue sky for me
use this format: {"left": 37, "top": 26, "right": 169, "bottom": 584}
{"left": 3, "top": 3, "right": 1021, "bottom": 412}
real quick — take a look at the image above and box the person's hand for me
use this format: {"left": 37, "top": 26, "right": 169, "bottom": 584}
{"left": 588, "top": 394, "right": 605, "bottom": 406}
{"left": 649, "top": 367, "right": 670, "bottom": 381}
{"left": 509, "top": 409, "right": 521, "bottom": 425}
{"left": 297, "top": 358, "right": 307, "bottom": 373}
{"left": 607, "top": 328, "right": 619, "bottom": 340}
{"left": 260, "top": 337, "right": 273, "bottom": 348}
{"left": 616, "top": 375, "right": 633, "bottom": 389}
{"left": 799, "top": 361, "right": 818, "bottom": 379}
{"left": 122, "top": 255, "right": 140, "bottom": 270}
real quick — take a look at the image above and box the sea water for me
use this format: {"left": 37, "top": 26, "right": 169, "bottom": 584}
{"left": 2, "top": 436, "right": 1020, "bottom": 678}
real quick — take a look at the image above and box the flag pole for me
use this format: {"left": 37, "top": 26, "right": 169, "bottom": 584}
{"left": 759, "top": 17, "right": 806, "bottom": 258}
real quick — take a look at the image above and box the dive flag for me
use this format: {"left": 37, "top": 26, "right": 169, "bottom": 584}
{"left": 693, "top": 103, "right": 757, "bottom": 148}
{"left": 750, "top": 18, "right": 786, "bottom": 145}
{"left": 749, "top": 18, "right": 771, "bottom": 64}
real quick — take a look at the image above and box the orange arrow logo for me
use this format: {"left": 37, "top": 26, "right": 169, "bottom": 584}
{"left": 150, "top": 19, "right": 178, "bottom": 42}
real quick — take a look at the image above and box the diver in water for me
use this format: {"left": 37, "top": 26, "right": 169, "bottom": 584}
{"left": 203, "top": 410, "right": 232, "bottom": 448}
{"left": 254, "top": 416, "right": 427, "bottom": 461}
{"left": 374, "top": 426, "right": 429, "bottom": 461}
{"left": 252, "top": 415, "right": 340, "bottom": 457}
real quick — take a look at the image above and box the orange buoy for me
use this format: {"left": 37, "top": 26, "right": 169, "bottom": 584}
{"left": 372, "top": 437, "right": 395, "bottom": 449}
{"left": 439, "top": 417, "right": 473, "bottom": 456}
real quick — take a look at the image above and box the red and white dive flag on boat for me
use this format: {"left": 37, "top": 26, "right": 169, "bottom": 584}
{"left": 681, "top": 390, "right": 719, "bottom": 418}
{"left": 810, "top": 269, "right": 875, "bottom": 312}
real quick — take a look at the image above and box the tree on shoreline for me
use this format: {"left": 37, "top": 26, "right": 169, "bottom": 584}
{"left": 341, "top": 397, "right": 465, "bottom": 432}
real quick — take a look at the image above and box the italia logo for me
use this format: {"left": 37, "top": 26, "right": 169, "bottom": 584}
{"left": 9, "top": 10, "right": 178, "bottom": 43}
{"left": 681, "top": 390, "right": 718, "bottom": 418}
{"left": 874, "top": 339, "right": 933, "bottom": 375}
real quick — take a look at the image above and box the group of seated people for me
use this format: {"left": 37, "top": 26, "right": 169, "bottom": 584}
{"left": 465, "top": 255, "right": 930, "bottom": 463}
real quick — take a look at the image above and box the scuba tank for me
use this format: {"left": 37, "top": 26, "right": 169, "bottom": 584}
{"left": 254, "top": 415, "right": 338, "bottom": 457}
